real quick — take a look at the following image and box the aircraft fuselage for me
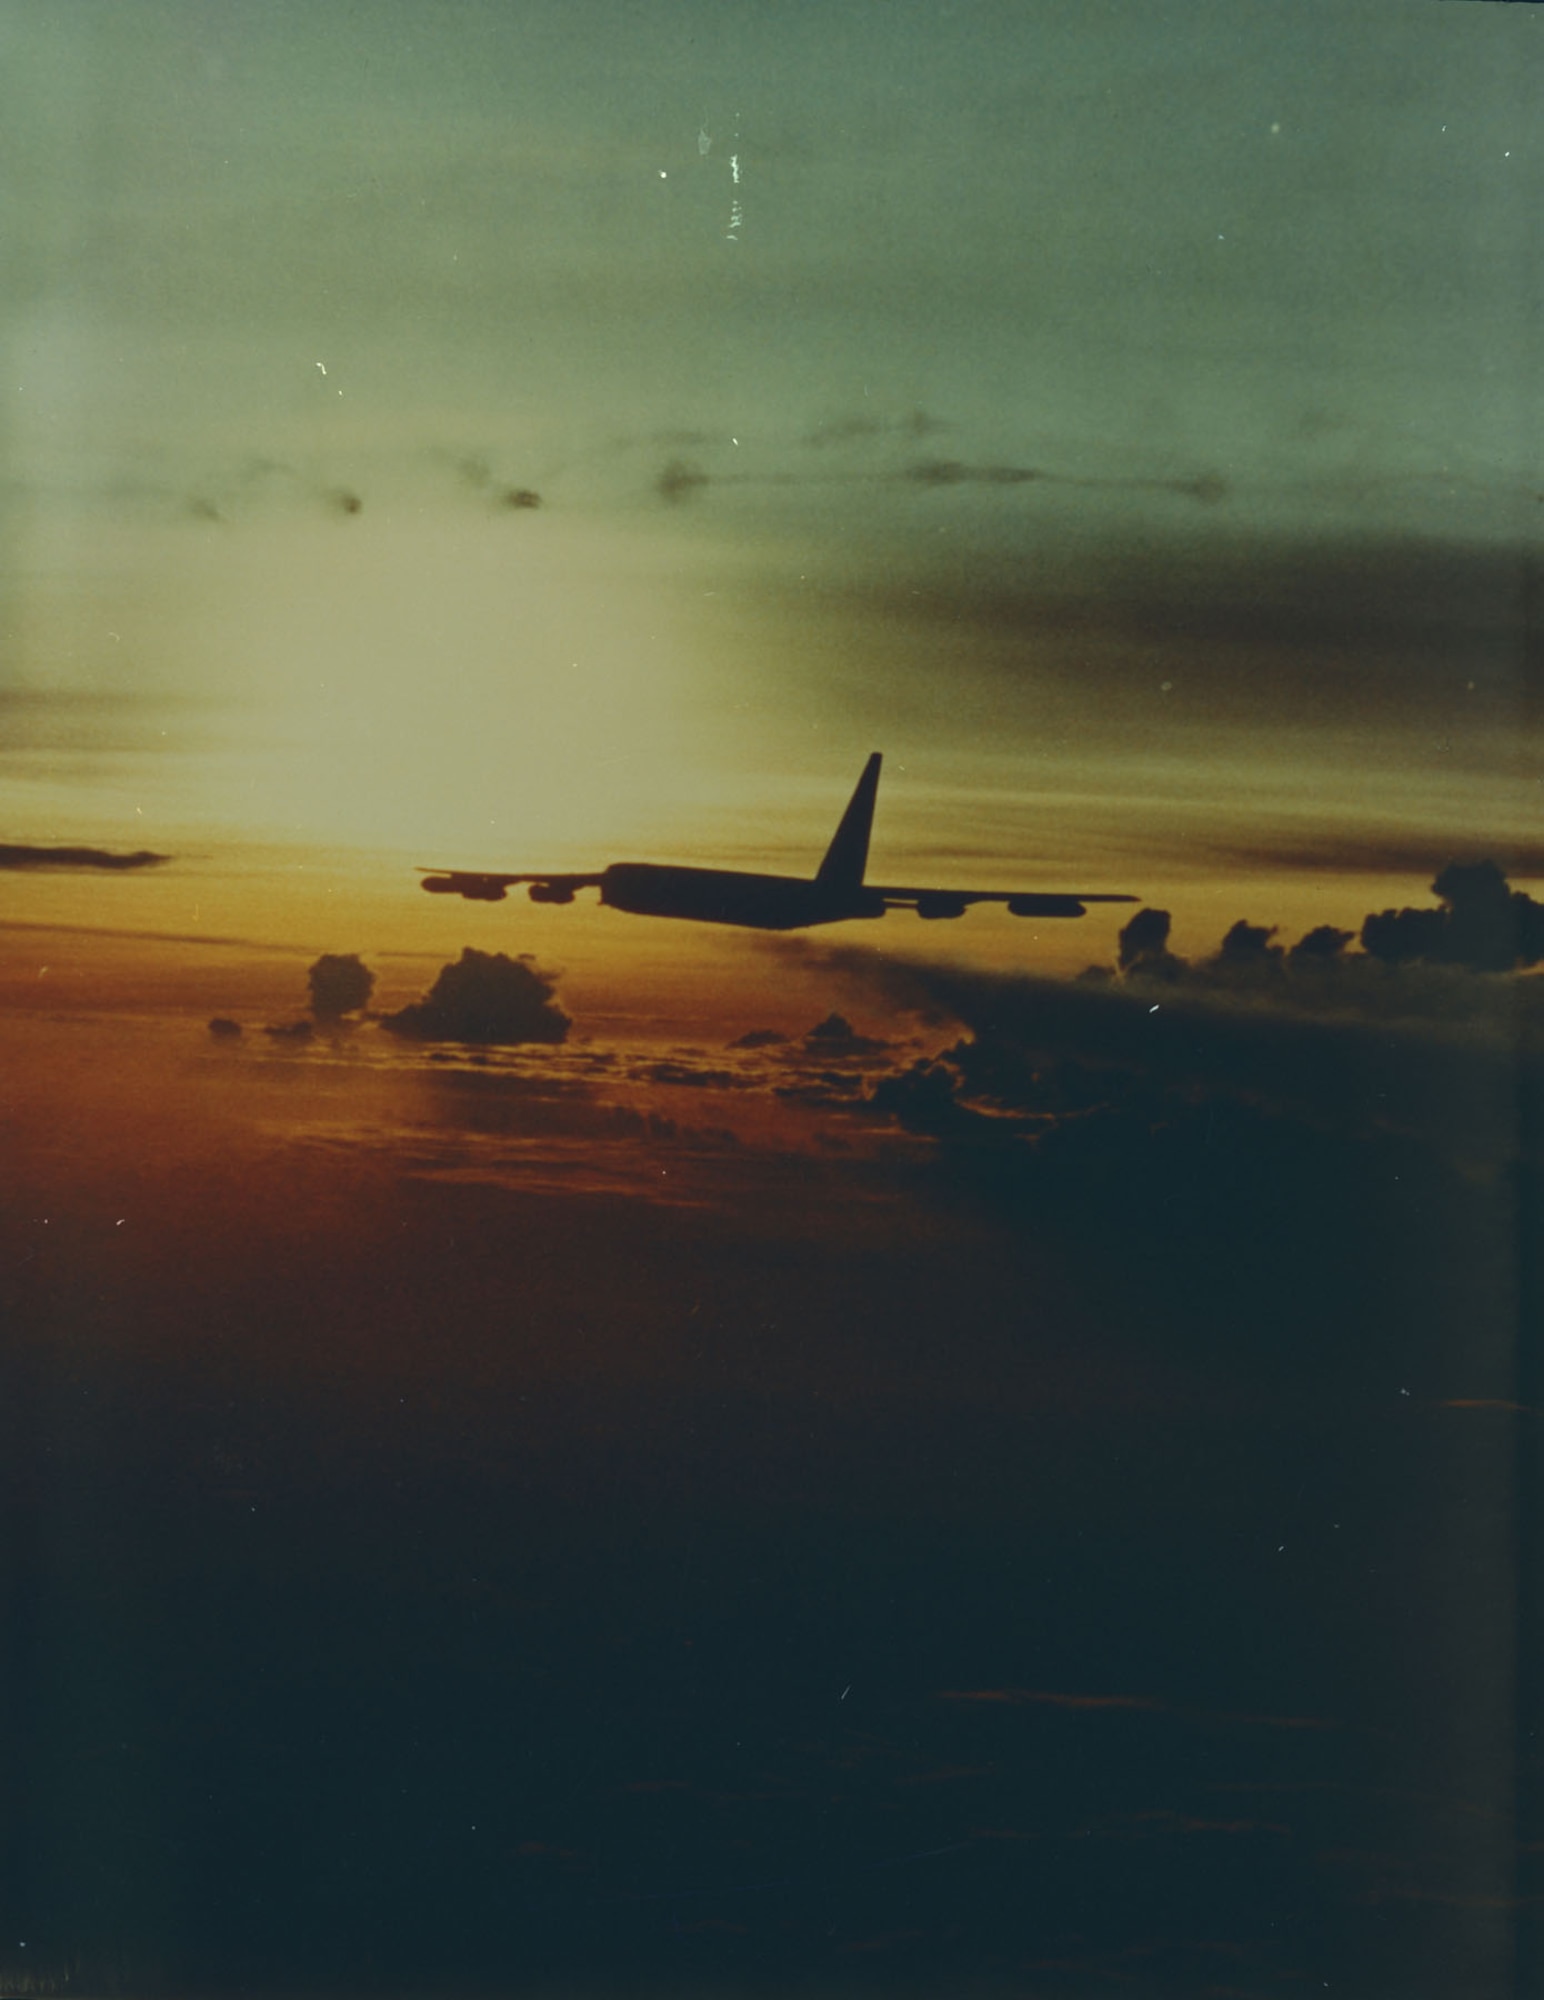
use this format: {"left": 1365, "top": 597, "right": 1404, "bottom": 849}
{"left": 600, "top": 862, "right": 885, "bottom": 931}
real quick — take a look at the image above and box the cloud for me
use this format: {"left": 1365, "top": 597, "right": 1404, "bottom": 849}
{"left": 0, "top": 918, "right": 323, "bottom": 951}
{"left": 307, "top": 953, "right": 376, "bottom": 1021}
{"left": 1196, "top": 828, "right": 1544, "bottom": 881}
{"left": 1289, "top": 925, "right": 1355, "bottom": 961}
{"left": 900, "top": 458, "right": 1228, "bottom": 504}
{"left": 0, "top": 843, "right": 170, "bottom": 872}
{"left": 868, "top": 1058, "right": 1018, "bottom": 1141}
{"left": 854, "top": 948, "right": 1540, "bottom": 1153}
{"left": 813, "top": 529, "right": 1544, "bottom": 731}
{"left": 1117, "top": 906, "right": 1182, "bottom": 979}
{"left": 655, "top": 457, "right": 711, "bottom": 503}
{"left": 651, "top": 448, "right": 1229, "bottom": 513}
{"left": 635, "top": 1060, "right": 743, "bottom": 1090}
{"left": 797, "top": 880, "right": 1544, "bottom": 1294}
{"left": 802, "top": 1011, "right": 891, "bottom": 1056}
{"left": 1362, "top": 860, "right": 1544, "bottom": 971}
{"left": 1096, "top": 868, "right": 1544, "bottom": 1004}
{"left": 1214, "top": 920, "right": 1282, "bottom": 966}
{"left": 175, "top": 456, "right": 370, "bottom": 528}
{"left": 427, "top": 449, "right": 544, "bottom": 512}
{"left": 382, "top": 948, "right": 571, "bottom": 1045}
{"left": 804, "top": 408, "right": 948, "bottom": 448}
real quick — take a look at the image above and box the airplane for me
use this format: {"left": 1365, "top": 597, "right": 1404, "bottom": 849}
{"left": 419, "top": 753, "right": 1137, "bottom": 932}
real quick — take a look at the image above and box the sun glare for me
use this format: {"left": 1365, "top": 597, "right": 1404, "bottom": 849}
{"left": 82, "top": 512, "right": 716, "bottom": 861}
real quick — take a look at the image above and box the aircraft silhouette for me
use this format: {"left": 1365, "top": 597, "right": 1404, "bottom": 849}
{"left": 419, "top": 754, "right": 1137, "bottom": 932}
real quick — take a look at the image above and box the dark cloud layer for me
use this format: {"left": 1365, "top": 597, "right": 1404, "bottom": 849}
{"left": 835, "top": 931, "right": 1543, "bottom": 1251}
{"left": 1199, "top": 828, "right": 1544, "bottom": 882}
{"left": 823, "top": 945, "right": 1535, "bottom": 1423}
{"left": 824, "top": 530, "right": 1544, "bottom": 726}
{"left": 789, "top": 864, "right": 1544, "bottom": 1311}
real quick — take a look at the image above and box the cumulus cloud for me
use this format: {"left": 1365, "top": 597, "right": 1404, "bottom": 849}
{"left": 802, "top": 1011, "right": 891, "bottom": 1056}
{"left": 1090, "top": 866, "right": 1544, "bottom": 1007}
{"left": 1214, "top": 920, "right": 1282, "bottom": 966}
{"left": 1116, "top": 907, "right": 1183, "bottom": 981}
{"left": 1362, "top": 861, "right": 1544, "bottom": 972}
{"left": 307, "top": 953, "right": 376, "bottom": 1021}
{"left": 1289, "top": 925, "right": 1355, "bottom": 961}
{"left": 382, "top": 948, "right": 570, "bottom": 1045}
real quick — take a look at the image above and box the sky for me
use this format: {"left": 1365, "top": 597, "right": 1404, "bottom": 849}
{"left": 3, "top": 0, "right": 1542, "bottom": 978}
{"left": 3, "top": 10, "right": 1542, "bottom": 1993}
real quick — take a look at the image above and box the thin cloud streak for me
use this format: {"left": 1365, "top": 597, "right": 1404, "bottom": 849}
{"left": 0, "top": 843, "right": 170, "bottom": 872}
{"left": 0, "top": 918, "right": 335, "bottom": 953}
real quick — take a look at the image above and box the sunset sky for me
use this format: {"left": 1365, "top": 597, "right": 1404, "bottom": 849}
{"left": 4, "top": 9, "right": 1540, "bottom": 1995}
{"left": 5, "top": 0, "right": 1542, "bottom": 989}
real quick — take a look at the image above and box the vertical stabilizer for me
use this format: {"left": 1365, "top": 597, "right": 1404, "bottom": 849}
{"left": 816, "top": 753, "right": 882, "bottom": 887}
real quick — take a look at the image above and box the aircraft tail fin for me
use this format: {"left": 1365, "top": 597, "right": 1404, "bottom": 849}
{"left": 816, "top": 753, "right": 882, "bottom": 887}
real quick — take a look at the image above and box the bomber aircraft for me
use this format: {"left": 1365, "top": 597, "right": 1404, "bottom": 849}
{"left": 419, "top": 753, "right": 1137, "bottom": 932}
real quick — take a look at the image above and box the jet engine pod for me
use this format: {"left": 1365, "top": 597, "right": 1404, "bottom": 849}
{"left": 422, "top": 873, "right": 509, "bottom": 901}
{"left": 528, "top": 882, "right": 576, "bottom": 905}
{"left": 915, "top": 892, "right": 968, "bottom": 920}
{"left": 1007, "top": 894, "right": 1086, "bottom": 918}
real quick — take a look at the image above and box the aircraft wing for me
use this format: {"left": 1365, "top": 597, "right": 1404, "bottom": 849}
{"left": 868, "top": 884, "right": 1139, "bottom": 920}
{"left": 417, "top": 869, "right": 603, "bottom": 904}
